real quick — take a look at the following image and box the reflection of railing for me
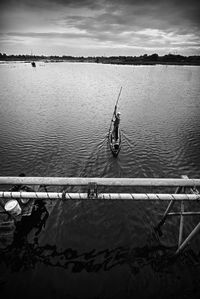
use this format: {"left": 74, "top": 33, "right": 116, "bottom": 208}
{"left": 0, "top": 175, "right": 200, "bottom": 256}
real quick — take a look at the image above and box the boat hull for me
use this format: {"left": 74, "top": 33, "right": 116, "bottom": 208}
{"left": 109, "top": 128, "right": 121, "bottom": 157}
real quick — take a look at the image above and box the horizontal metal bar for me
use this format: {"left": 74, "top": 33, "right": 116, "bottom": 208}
{"left": 168, "top": 212, "right": 200, "bottom": 216}
{"left": 0, "top": 192, "right": 200, "bottom": 201}
{"left": 0, "top": 177, "right": 200, "bottom": 187}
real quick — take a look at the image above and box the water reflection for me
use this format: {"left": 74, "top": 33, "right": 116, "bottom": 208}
{"left": 13, "top": 200, "right": 49, "bottom": 245}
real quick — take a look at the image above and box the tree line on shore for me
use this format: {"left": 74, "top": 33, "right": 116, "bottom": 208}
{"left": 0, "top": 52, "right": 200, "bottom": 65}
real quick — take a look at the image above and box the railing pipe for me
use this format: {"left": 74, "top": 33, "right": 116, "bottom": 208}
{"left": 0, "top": 177, "right": 200, "bottom": 187}
{"left": 0, "top": 192, "right": 200, "bottom": 201}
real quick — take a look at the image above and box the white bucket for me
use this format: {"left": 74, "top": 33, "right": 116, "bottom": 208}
{"left": 4, "top": 200, "right": 22, "bottom": 216}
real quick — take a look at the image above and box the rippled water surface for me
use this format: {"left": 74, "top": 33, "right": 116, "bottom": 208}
{"left": 0, "top": 62, "right": 200, "bottom": 299}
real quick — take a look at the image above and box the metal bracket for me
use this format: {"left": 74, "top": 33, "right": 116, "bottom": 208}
{"left": 87, "top": 182, "right": 98, "bottom": 199}
{"left": 190, "top": 186, "right": 199, "bottom": 195}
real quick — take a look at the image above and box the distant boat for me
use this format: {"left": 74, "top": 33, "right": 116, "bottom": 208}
{"left": 31, "top": 61, "right": 36, "bottom": 67}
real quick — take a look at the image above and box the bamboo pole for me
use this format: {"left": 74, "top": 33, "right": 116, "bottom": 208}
{"left": 0, "top": 177, "right": 200, "bottom": 187}
{"left": 109, "top": 86, "right": 122, "bottom": 133}
{"left": 175, "top": 222, "right": 200, "bottom": 255}
{"left": 153, "top": 186, "right": 183, "bottom": 233}
{"left": 168, "top": 212, "right": 200, "bottom": 216}
{"left": 0, "top": 191, "right": 200, "bottom": 201}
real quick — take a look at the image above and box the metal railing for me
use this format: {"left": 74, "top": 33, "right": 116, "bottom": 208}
{"left": 0, "top": 175, "right": 200, "bottom": 256}
{"left": 0, "top": 176, "right": 200, "bottom": 187}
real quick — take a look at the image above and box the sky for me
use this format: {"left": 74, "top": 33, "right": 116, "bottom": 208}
{"left": 0, "top": 0, "right": 200, "bottom": 56}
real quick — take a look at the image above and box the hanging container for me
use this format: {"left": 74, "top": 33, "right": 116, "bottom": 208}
{"left": 4, "top": 200, "right": 22, "bottom": 216}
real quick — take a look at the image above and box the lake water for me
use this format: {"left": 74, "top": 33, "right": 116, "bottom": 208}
{"left": 0, "top": 62, "right": 200, "bottom": 299}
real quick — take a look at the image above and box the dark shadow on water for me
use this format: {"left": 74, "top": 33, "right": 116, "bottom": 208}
{"left": 1, "top": 199, "right": 200, "bottom": 299}
{"left": 13, "top": 199, "right": 49, "bottom": 245}
{"left": 1, "top": 200, "right": 200, "bottom": 274}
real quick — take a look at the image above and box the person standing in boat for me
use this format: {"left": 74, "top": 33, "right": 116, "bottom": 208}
{"left": 113, "top": 111, "right": 121, "bottom": 140}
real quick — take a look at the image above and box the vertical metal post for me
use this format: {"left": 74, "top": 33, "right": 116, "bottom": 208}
{"left": 177, "top": 180, "right": 187, "bottom": 247}
{"left": 155, "top": 186, "right": 182, "bottom": 233}
{"left": 87, "top": 182, "right": 98, "bottom": 199}
{"left": 175, "top": 174, "right": 199, "bottom": 255}
{"left": 178, "top": 200, "right": 184, "bottom": 247}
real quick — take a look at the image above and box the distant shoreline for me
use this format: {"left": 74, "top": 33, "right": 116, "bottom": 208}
{"left": 1, "top": 60, "right": 200, "bottom": 66}
{"left": 0, "top": 60, "right": 199, "bottom": 66}
{"left": 0, "top": 53, "right": 200, "bottom": 66}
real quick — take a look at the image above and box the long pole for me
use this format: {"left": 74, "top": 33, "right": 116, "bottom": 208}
{"left": 109, "top": 86, "right": 122, "bottom": 133}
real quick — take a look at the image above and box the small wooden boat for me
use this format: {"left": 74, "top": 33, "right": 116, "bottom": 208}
{"left": 108, "top": 87, "right": 122, "bottom": 157}
{"left": 109, "top": 125, "right": 121, "bottom": 157}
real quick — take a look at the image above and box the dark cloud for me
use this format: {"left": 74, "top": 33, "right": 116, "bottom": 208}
{"left": 0, "top": 0, "right": 199, "bottom": 55}
{"left": 1, "top": 0, "right": 200, "bottom": 13}
{"left": 64, "top": 6, "right": 200, "bottom": 38}
{"left": 49, "top": 0, "right": 200, "bottom": 42}
{"left": 6, "top": 31, "right": 92, "bottom": 39}
{"left": 0, "top": 0, "right": 104, "bottom": 10}
{"left": 1, "top": 0, "right": 200, "bottom": 30}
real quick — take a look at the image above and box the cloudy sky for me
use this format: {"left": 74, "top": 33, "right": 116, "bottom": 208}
{"left": 0, "top": 0, "right": 200, "bottom": 56}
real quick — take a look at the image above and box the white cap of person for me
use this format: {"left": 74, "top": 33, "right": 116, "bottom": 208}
{"left": 117, "top": 112, "right": 121, "bottom": 115}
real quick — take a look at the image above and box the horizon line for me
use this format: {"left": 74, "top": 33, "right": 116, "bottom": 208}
{"left": 1, "top": 53, "right": 200, "bottom": 58}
